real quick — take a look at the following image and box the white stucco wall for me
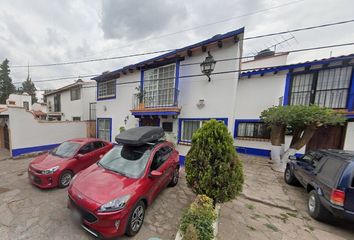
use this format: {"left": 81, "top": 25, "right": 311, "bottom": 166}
{"left": 344, "top": 122, "right": 354, "bottom": 151}
{"left": 235, "top": 72, "right": 287, "bottom": 119}
{"left": 8, "top": 107, "right": 87, "bottom": 155}
{"left": 46, "top": 82, "right": 96, "bottom": 121}
{"left": 6, "top": 94, "right": 32, "bottom": 108}
{"left": 242, "top": 53, "right": 288, "bottom": 70}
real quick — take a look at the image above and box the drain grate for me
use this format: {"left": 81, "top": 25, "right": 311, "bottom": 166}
{"left": 0, "top": 187, "right": 10, "bottom": 194}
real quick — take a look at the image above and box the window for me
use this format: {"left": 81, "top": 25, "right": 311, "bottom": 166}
{"left": 72, "top": 117, "right": 81, "bottom": 121}
{"left": 150, "top": 146, "right": 172, "bottom": 171}
{"left": 89, "top": 102, "right": 96, "bottom": 120}
{"left": 180, "top": 119, "right": 227, "bottom": 143}
{"left": 54, "top": 94, "right": 61, "bottom": 112}
{"left": 237, "top": 122, "right": 270, "bottom": 139}
{"left": 144, "top": 64, "right": 176, "bottom": 107}
{"left": 79, "top": 143, "right": 95, "bottom": 155}
{"left": 51, "top": 142, "right": 81, "bottom": 158}
{"left": 93, "top": 141, "right": 105, "bottom": 149}
{"left": 162, "top": 122, "right": 173, "bottom": 132}
{"left": 70, "top": 87, "right": 81, "bottom": 101}
{"left": 97, "top": 118, "right": 111, "bottom": 142}
{"left": 98, "top": 80, "right": 116, "bottom": 99}
{"left": 289, "top": 66, "right": 352, "bottom": 108}
{"left": 23, "top": 101, "right": 29, "bottom": 110}
{"left": 317, "top": 158, "right": 344, "bottom": 186}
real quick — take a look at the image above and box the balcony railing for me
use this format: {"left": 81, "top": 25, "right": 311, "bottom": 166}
{"left": 132, "top": 88, "right": 179, "bottom": 110}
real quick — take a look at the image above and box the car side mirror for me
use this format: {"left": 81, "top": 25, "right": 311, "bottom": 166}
{"left": 76, "top": 154, "right": 84, "bottom": 160}
{"left": 150, "top": 170, "right": 162, "bottom": 178}
{"left": 288, "top": 155, "right": 297, "bottom": 160}
{"left": 99, "top": 154, "right": 103, "bottom": 159}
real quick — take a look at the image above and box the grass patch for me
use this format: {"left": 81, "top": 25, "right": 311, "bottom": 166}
{"left": 250, "top": 213, "right": 262, "bottom": 220}
{"left": 245, "top": 203, "right": 255, "bottom": 210}
{"left": 305, "top": 224, "right": 314, "bottom": 231}
{"left": 264, "top": 223, "right": 279, "bottom": 232}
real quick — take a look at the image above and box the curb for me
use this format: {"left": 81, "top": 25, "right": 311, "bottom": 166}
{"left": 175, "top": 204, "right": 220, "bottom": 240}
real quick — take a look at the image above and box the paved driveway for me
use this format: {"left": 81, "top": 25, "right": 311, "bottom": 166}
{"left": 0, "top": 157, "right": 194, "bottom": 240}
{"left": 218, "top": 154, "right": 354, "bottom": 240}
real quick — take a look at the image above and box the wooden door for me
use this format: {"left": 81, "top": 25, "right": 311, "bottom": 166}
{"left": 4, "top": 124, "right": 9, "bottom": 150}
{"left": 306, "top": 125, "right": 345, "bottom": 152}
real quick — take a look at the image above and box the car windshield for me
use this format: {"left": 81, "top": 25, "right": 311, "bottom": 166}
{"left": 98, "top": 144, "right": 151, "bottom": 178}
{"left": 51, "top": 142, "right": 81, "bottom": 158}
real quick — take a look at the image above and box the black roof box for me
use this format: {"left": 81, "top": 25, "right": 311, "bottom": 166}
{"left": 115, "top": 127, "right": 165, "bottom": 146}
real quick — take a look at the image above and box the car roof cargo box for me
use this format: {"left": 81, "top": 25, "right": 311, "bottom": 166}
{"left": 115, "top": 127, "right": 165, "bottom": 146}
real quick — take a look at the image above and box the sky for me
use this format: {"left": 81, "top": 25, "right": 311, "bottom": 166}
{"left": 0, "top": 0, "right": 354, "bottom": 93}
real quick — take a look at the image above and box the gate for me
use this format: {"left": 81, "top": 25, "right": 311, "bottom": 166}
{"left": 4, "top": 124, "right": 9, "bottom": 150}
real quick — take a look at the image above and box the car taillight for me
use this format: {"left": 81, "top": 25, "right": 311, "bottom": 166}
{"left": 330, "top": 189, "right": 345, "bottom": 206}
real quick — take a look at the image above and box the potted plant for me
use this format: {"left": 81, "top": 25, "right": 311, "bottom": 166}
{"left": 135, "top": 86, "right": 145, "bottom": 109}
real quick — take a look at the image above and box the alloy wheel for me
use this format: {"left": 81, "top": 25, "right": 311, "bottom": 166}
{"left": 61, "top": 173, "right": 72, "bottom": 186}
{"left": 285, "top": 168, "right": 291, "bottom": 181}
{"left": 131, "top": 205, "right": 144, "bottom": 232}
{"left": 173, "top": 168, "right": 179, "bottom": 184}
{"left": 308, "top": 194, "right": 316, "bottom": 213}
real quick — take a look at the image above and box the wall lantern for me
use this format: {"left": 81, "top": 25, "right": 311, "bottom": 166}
{"left": 200, "top": 51, "right": 216, "bottom": 82}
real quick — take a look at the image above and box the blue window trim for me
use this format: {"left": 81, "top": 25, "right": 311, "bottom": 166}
{"left": 96, "top": 118, "right": 112, "bottom": 142}
{"left": 174, "top": 60, "right": 180, "bottom": 105}
{"left": 178, "top": 117, "right": 228, "bottom": 144}
{"left": 132, "top": 111, "right": 180, "bottom": 116}
{"left": 283, "top": 73, "right": 291, "bottom": 105}
{"left": 348, "top": 69, "right": 354, "bottom": 111}
{"left": 140, "top": 70, "right": 144, "bottom": 91}
{"left": 234, "top": 119, "right": 263, "bottom": 138}
{"left": 97, "top": 79, "right": 117, "bottom": 101}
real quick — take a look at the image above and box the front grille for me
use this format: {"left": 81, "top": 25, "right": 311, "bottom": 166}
{"left": 33, "top": 176, "right": 42, "bottom": 184}
{"left": 70, "top": 197, "right": 98, "bottom": 223}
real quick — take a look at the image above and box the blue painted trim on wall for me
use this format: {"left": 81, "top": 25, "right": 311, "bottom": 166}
{"left": 236, "top": 146, "right": 270, "bottom": 157}
{"left": 283, "top": 73, "right": 292, "bottom": 105}
{"left": 179, "top": 155, "right": 185, "bottom": 166}
{"left": 234, "top": 119, "right": 263, "bottom": 138}
{"left": 12, "top": 143, "right": 60, "bottom": 157}
{"left": 97, "top": 79, "right": 117, "bottom": 101}
{"left": 178, "top": 118, "right": 228, "bottom": 143}
{"left": 348, "top": 69, "right": 354, "bottom": 111}
{"left": 97, "top": 118, "right": 113, "bottom": 142}
{"left": 132, "top": 111, "right": 180, "bottom": 116}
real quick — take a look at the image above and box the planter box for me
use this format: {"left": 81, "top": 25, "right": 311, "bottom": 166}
{"left": 175, "top": 204, "right": 220, "bottom": 240}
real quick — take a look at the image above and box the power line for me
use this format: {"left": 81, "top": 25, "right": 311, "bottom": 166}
{"left": 10, "top": 18, "right": 354, "bottom": 69}
{"left": 14, "top": 41, "right": 354, "bottom": 85}
{"left": 38, "top": 55, "right": 354, "bottom": 92}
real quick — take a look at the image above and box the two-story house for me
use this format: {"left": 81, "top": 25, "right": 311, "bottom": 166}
{"left": 235, "top": 53, "right": 354, "bottom": 156}
{"left": 93, "top": 28, "right": 244, "bottom": 158}
{"left": 44, "top": 79, "right": 96, "bottom": 121}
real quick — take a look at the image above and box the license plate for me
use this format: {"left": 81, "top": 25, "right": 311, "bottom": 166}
{"left": 71, "top": 208, "right": 82, "bottom": 223}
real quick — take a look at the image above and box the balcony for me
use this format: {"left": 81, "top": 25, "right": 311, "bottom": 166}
{"left": 131, "top": 88, "right": 181, "bottom": 116}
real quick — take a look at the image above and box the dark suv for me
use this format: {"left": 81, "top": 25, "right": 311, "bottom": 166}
{"left": 285, "top": 150, "right": 354, "bottom": 222}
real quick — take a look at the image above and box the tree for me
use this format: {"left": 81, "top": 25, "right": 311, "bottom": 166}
{"left": 21, "top": 74, "right": 38, "bottom": 103}
{"left": 0, "top": 59, "right": 15, "bottom": 104}
{"left": 185, "top": 119, "right": 244, "bottom": 203}
{"left": 261, "top": 105, "right": 346, "bottom": 171}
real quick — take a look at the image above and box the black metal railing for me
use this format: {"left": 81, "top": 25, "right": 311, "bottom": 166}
{"left": 132, "top": 88, "right": 179, "bottom": 110}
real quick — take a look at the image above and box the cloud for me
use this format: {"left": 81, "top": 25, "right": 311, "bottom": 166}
{"left": 101, "top": 0, "right": 187, "bottom": 40}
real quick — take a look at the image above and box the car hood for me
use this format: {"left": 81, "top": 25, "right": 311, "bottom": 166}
{"left": 72, "top": 164, "right": 139, "bottom": 205}
{"left": 30, "top": 153, "right": 68, "bottom": 170}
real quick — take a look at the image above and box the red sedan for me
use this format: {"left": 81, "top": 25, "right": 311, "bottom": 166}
{"left": 28, "top": 138, "right": 113, "bottom": 189}
{"left": 68, "top": 138, "right": 179, "bottom": 238}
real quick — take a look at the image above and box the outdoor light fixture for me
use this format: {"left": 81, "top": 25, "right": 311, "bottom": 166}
{"left": 200, "top": 51, "right": 216, "bottom": 82}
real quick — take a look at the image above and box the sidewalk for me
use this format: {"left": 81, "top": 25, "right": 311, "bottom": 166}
{"left": 217, "top": 154, "right": 354, "bottom": 240}
{"left": 0, "top": 148, "right": 10, "bottom": 161}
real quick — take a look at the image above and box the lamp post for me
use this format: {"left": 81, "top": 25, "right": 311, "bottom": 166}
{"left": 200, "top": 51, "right": 216, "bottom": 82}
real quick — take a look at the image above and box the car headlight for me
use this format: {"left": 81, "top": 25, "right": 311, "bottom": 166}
{"left": 99, "top": 195, "right": 131, "bottom": 212}
{"left": 41, "top": 166, "right": 59, "bottom": 175}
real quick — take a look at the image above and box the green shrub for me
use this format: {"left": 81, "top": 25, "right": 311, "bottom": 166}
{"left": 180, "top": 195, "right": 216, "bottom": 240}
{"left": 119, "top": 126, "right": 126, "bottom": 133}
{"left": 185, "top": 119, "right": 244, "bottom": 203}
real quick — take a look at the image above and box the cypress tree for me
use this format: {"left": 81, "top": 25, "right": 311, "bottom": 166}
{"left": 0, "top": 59, "right": 15, "bottom": 104}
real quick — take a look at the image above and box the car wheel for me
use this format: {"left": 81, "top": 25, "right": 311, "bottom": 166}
{"left": 126, "top": 201, "right": 145, "bottom": 236}
{"left": 308, "top": 190, "right": 332, "bottom": 222}
{"left": 169, "top": 167, "right": 179, "bottom": 187}
{"left": 59, "top": 170, "right": 73, "bottom": 188}
{"left": 284, "top": 165, "right": 298, "bottom": 186}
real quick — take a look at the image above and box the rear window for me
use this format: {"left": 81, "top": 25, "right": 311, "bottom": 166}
{"left": 317, "top": 158, "right": 344, "bottom": 186}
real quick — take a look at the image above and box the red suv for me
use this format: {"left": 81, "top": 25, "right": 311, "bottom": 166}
{"left": 28, "top": 138, "right": 113, "bottom": 189}
{"left": 68, "top": 127, "right": 180, "bottom": 238}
